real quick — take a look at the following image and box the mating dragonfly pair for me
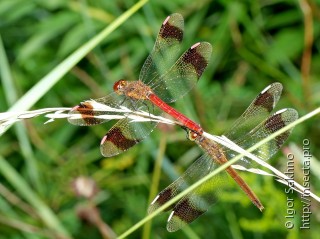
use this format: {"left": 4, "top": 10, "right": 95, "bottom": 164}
{"left": 68, "top": 13, "right": 298, "bottom": 232}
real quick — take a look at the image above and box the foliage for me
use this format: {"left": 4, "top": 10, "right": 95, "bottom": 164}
{"left": 0, "top": 0, "right": 319, "bottom": 238}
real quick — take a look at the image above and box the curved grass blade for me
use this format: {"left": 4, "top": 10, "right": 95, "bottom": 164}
{"left": 1, "top": 0, "right": 148, "bottom": 135}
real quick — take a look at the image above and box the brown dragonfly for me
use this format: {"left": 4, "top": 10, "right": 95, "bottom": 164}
{"left": 148, "top": 82, "right": 298, "bottom": 232}
{"left": 68, "top": 13, "right": 211, "bottom": 157}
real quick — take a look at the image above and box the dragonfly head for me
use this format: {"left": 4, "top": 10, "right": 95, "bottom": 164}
{"left": 182, "top": 127, "right": 199, "bottom": 142}
{"left": 113, "top": 80, "right": 127, "bottom": 94}
{"left": 188, "top": 131, "right": 198, "bottom": 141}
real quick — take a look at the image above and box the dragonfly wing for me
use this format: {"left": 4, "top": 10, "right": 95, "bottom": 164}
{"left": 151, "top": 42, "right": 212, "bottom": 102}
{"left": 225, "top": 108, "right": 298, "bottom": 166}
{"left": 100, "top": 118, "right": 158, "bottom": 157}
{"left": 149, "top": 154, "right": 227, "bottom": 232}
{"left": 167, "top": 154, "right": 229, "bottom": 232}
{"left": 225, "top": 83, "right": 283, "bottom": 142}
{"left": 139, "top": 13, "right": 184, "bottom": 87}
{"left": 68, "top": 92, "right": 126, "bottom": 126}
{"left": 100, "top": 100, "right": 161, "bottom": 157}
{"left": 149, "top": 154, "right": 213, "bottom": 213}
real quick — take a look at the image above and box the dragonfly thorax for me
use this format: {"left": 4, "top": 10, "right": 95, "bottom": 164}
{"left": 113, "top": 80, "right": 152, "bottom": 100}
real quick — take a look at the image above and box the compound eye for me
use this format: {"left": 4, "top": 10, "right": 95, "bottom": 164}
{"left": 113, "top": 80, "right": 126, "bottom": 92}
{"left": 187, "top": 130, "right": 198, "bottom": 141}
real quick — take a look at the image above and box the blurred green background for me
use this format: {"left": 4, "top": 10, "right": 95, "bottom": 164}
{"left": 0, "top": 0, "right": 319, "bottom": 238}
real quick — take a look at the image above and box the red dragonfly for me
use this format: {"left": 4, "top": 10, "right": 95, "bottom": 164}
{"left": 148, "top": 82, "right": 298, "bottom": 232}
{"left": 68, "top": 13, "right": 212, "bottom": 157}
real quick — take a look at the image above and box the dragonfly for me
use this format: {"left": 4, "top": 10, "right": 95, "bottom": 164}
{"left": 68, "top": 13, "right": 212, "bottom": 157}
{"left": 148, "top": 82, "right": 298, "bottom": 232}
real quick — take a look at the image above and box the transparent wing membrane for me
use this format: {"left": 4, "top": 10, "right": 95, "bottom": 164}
{"left": 140, "top": 13, "right": 184, "bottom": 87}
{"left": 151, "top": 42, "right": 212, "bottom": 102}
{"left": 149, "top": 82, "right": 298, "bottom": 231}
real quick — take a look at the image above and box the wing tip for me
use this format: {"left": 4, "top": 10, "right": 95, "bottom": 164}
{"left": 167, "top": 211, "right": 184, "bottom": 232}
{"left": 147, "top": 195, "right": 161, "bottom": 214}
